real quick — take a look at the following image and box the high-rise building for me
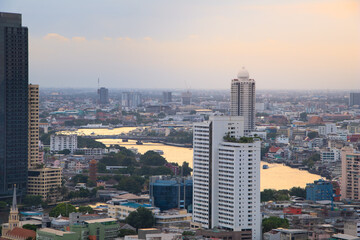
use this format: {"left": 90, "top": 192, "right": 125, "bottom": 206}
{"left": 181, "top": 91, "right": 192, "bottom": 105}
{"left": 163, "top": 91, "right": 172, "bottom": 103}
{"left": 28, "top": 84, "right": 40, "bottom": 169}
{"left": 27, "top": 84, "right": 62, "bottom": 201}
{"left": 230, "top": 68, "right": 256, "bottom": 134}
{"left": 121, "top": 92, "right": 142, "bottom": 109}
{"left": 349, "top": 92, "right": 360, "bottom": 107}
{"left": 98, "top": 87, "right": 109, "bottom": 105}
{"left": 0, "top": 12, "right": 29, "bottom": 197}
{"left": 192, "top": 116, "right": 261, "bottom": 239}
{"left": 341, "top": 147, "right": 360, "bottom": 200}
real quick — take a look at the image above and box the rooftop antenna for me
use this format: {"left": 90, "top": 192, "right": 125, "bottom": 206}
{"left": 98, "top": 78, "right": 100, "bottom": 89}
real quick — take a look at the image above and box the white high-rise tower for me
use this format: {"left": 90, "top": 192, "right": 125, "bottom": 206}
{"left": 192, "top": 116, "right": 261, "bottom": 240}
{"left": 231, "top": 68, "right": 256, "bottom": 134}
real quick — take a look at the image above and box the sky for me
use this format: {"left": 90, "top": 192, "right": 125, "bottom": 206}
{"left": 1, "top": 0, "right": 360, "bottom": 90}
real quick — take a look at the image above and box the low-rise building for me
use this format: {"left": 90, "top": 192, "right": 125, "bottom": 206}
{"left": 155, "top": 209, "right": 191, "bottom": 227}
{"left": 36, "top": 228, "right": 78, "bottom": 240}
{"left": 108, "top": 202, "right": 159, "bottom": 220}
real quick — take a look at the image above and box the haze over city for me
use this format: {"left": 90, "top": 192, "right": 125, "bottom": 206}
{"left": 2, "top": 0, "right": 359, "bottom": 90}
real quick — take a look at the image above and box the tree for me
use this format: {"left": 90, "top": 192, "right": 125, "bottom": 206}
{"left": 71, "top": 174, "right": 88, "bottom": 184}
{"left": 49, "top": 203, "right": 77, "bottom": 217}
{"left": 262, "top": 217, "right": 289, "bottom": 233}
{"left": 125, "top": 207, "right": 155, "bottom": 229}
{"left": 77, "top": 136, "right": 106, "bottom": 148}
{"left": 140, "top": 151, "right": 167, "bottom": 166}
{"left": 300, "top": 112, "right": 307, "bottom": 122}
{"left": 0, "top": 201, "right": 7, "bottom": 209}
{"left": 22, "top": 224, "right": 38, "bottom": 231}
{"left": 118, "top": 229, "right": 137, "bottom": 237}
{"left": 180, "top": 162, "right": 192, "bottom": 176}
{"left": 182, "top": 231, "right": 195, "bottom": 236}
{"left": 23, "top": 195, "right": 43, "bottom": 207}
{"left": 307, "top": 131, "right": 318, "bottom": 139}
{"left": 261, "top": 189, "right": 290, "bottom": 202}
{"left": 78, "top": 206, "right": 94, "bottom": 214}
{"left": 58, "top": 149, "right": 71, "bottom": 155}
{"left": 289, "top": 187, "right": 306, "bottom": 198}
{"left": 116, "top": 176, "right": 145, "bottom": 194}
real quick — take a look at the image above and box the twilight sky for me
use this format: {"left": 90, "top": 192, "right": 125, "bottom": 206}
{"left": 1, "top": 0, "right": 360, "bottom": 90}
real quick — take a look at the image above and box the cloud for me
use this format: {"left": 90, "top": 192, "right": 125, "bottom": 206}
{"left": 72, "top": 36, "right": 86, "bottom": 42}
{"left": 117, "top": 37, "right": 123, "bottom": 41}
{"left": 144, "top": 37, "right": 152, "bottom": 41}
{"left": 104, "top": 37, "right": 112, "bottom": 41}
{"left": 43, "top": 33, "right": 69, "bottom": 42}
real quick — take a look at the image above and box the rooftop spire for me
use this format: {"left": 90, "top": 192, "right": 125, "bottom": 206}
{"left": 12, "top": 184, "right": 17, "bottom": 211}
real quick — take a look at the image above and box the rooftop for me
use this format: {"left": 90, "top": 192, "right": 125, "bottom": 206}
{"left": 120, "top": 202, "right": 151, "bottom": 208}
{"left": 38, "top": 228, "right": 75, "bottom": 236}
{"left": 84, "top": 218, "right": 117, "bottom": 224}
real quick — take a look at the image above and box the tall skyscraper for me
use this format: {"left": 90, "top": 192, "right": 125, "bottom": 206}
{"left": 192, "top": 116, "right": 261, "bottom": 239}
{"left": 0, "top": 12, "right": 29, "bottom": 197}
{"left": 163, "top": 91, "right": 172, "bottom": 103}
{"left": 98, "top": 87, "right": 109, "bottom": 105}
{"left": 349, "top": 92, "right": 360, "bottom": 107}
{"left": 231, "top": 68, "right": 256, "bottom": 134}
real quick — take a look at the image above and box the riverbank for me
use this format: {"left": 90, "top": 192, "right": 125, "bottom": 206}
{"left": 262, "top": 158, "right": 329, "bottom": 180}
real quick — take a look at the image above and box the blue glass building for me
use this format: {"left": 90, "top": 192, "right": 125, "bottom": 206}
{"left": 0, "top": 12, "right": 28, "bottom": 198}
{"left": 306, "top": 179, "right": 333, "bottom": 201}
{"left": 150, "top": 176, "right": 193, "bottom": 212}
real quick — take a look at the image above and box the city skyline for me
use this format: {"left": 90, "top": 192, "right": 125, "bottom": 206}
{"left": 1, "top": 0, "right": 359, "bottom": 90}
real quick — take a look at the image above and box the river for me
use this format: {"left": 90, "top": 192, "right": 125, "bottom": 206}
{"left": 64, "top": 127, "right": 322, "bottom": 191}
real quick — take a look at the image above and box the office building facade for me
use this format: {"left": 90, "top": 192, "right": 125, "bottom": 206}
{"left": 0, "top": 12, "right": 29, "bottom": 197}
{"left": 230, "top": 68, "right": 256, "bottom": 134}
{"left": 149, "top": 176, "right": 193, "bottom": 211}
{"left": 28, "top": 168, "right": 62, "bottom": 200}
{"left": 306, "top": 179, "right": 334, "bottom": 201}
{"left": 98, "top": 87, "right": 109, "bottom": 105}
{"left": 349, "top": 92, "right": 360, "bottom": 107}
{"left": 192, "top": 116, "right": 261, "bottom": 239}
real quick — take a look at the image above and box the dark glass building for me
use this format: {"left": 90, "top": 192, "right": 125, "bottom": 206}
{"left": 149, "top": 176, "right": 192, "bottom": 212}
{"left": 98, "top": 87, "right": 109, "bottom": 105}
{"left": 0, "top": 12, "right": 28, "bottom": 198}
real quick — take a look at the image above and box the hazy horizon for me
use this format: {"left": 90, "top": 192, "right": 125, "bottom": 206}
{"left": 2, "top": 0, "right": 360, "bottom": 90}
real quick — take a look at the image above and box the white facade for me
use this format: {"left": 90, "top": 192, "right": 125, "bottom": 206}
{"left": 192, "top": 116, "right": 261, "bottom": 240}
{"left": 276, "top": 135, "right": 289, "bottom": 144}
{"left": 318, "top": 123, "right": 337, "bottom": 136}
{"left": 321, "top": 148, "right": 341, "bottom": 164}
{"left": 230, "top": 68, "right": 256, "bottom": 134}
{"left": 50, "top": 134, "right": 77, "bottom": 153}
